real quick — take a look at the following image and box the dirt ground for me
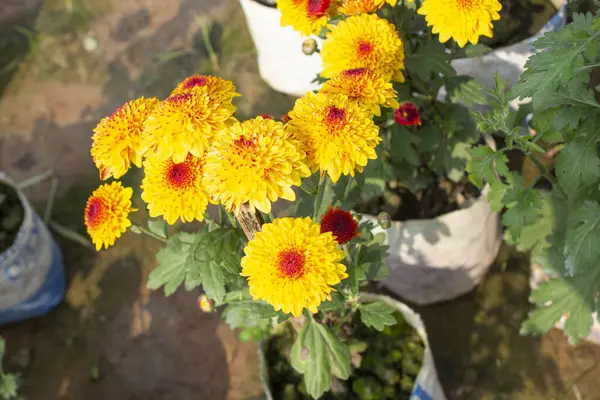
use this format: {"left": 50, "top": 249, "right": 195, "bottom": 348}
{"left": 0, "top": 0, "right": 599, "bottom": 399}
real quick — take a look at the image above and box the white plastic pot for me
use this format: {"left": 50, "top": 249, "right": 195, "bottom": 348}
{"left": 367, "top": 186, "right": 502, "bottom": 305}
{"left": 238, "top": 0, "right": 323, "bottom": 96}
{"left": 259, "top": 293, "right": 447, "bottom": 400}
{"left": 0, "top": 173, "right": 65, "bottom": 324}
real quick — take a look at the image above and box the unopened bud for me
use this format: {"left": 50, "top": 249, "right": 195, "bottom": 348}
{"left": 198, "top": 295, "right": 214, "bottom": 312}
{"left": 129, "top": 225, "right": 142, "bottom": 234}
{"left": 302, "top": 39, "right": 318, "bottom": 55}
{"left": 377, "top": 212, "right": 392, "bottom": 230}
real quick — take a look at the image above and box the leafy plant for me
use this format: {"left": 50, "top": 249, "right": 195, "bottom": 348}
{"left": 467, "top": 12, "right": 600, "bottom": 343}
{"left": 0, "top": 338, "right": 19, "bottom": 400}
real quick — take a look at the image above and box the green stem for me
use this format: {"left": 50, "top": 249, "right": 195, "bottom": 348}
{"left": 527, "top": 153, "right": 557, "bottom": 185}
{"left": 218, "top": 206, "right": 226, "bottom": 226}
{"left": 342, "top": 176, "right": 354, "bottom": 203}
{"left": 312, "top": 174, "right": 327, "bottom": 221}
{"left": 134, "top": 225, "right": 168, "bottom": 243}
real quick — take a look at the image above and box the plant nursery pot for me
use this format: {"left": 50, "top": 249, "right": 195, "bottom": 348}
{"left": 450, "top": 0, "right": 567, "bottom": 91}
{"left": 0, "top": 173, "right": 65, "bottom": 325}
{"left": 238, "top": 0, "right": 323, "bottom": 96}
{"left": 366, "top": 186, "right": 502, "bottom": 305}
{"left": 260, "top": 293, "right": 447, "bottom": 400}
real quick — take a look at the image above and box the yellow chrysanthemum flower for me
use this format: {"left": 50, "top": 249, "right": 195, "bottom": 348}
{"left": 141, "top": 153, "right": 208, "bottom": 225}
{"left": 278, "top": 0, "right": 339, "bottom": 37}
{"left": 91, "top": 97, "right": 159, "bottom": 180}
{"left": 288, "top": 92, "right": 380, "bottom": 182}
{"left": 320, "top": 68, "right": 399, "bottom": 116}
{"left": 141, "top": 84, "right": 238, "bottom": 163}
{"left": 84, "top": 181, "right": 134, "bottom": 250}
{"left": 241, "top": 217, "right": 347, "bottom": 317}
{"left": 417, "top": 0, "right": 501, "bottom": 47}
{"left": 340, "top": 0, "right": 403, "bottom": 15}
{"left": 203, "top": 117, "right": 311, "bottom": 214}
{"left": 170, "top": 74, "right": 240, "bottom": 99}
{"left": 321, "top": 14, "right": 405, "bottom": 82}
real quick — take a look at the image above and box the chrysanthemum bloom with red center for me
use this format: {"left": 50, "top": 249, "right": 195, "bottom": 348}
{"left": 339, "top": 0, "right": 403, "bottom": 15}
{"left": 91, "top": 97, "right": 159, "bottom": 180}
{"left": 203, "top": 117, "right": 311, "bottom": 214}
{"left": 170, "top": 75, "right": 240, "bottom": 99}
{"left": 418, "top": 0, "right": 501, "bottom": 47}
{"left": 141, "top": 153, "right": 208, "bottom": 224}
{"left": 321, "top": 14, "right": 405, "bottom": 82}
{"left": 320, "top": 206, "right": 360, "bottom": 244}
{"left": 287, "top": 92, "right": 380, "bottom": 182}
{"left": 320, "top": 68, "right": 399, "bottom": 116}
{"left": 241, "top": 217, "right": 347, "bottom": 317}
{"left": 141, "top": 84, "right": 238, "bottom": 163}
{"left": 278, "top": 0, "right": 339, "bottom": 36}
{"left": 395, "top": 102, "right": 421, "bottom": 126}
{"left": 84, "top": 181, "right": 135, "bottom": 250}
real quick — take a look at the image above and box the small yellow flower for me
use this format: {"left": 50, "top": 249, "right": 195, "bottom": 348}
{"left": 170, "top": 74, "right": 240, "bottom": 99}
{"left": 417, "top": 0, "right": 501, "bottom": 47}
{"left": 288, "top": 92, "right": 380, "bottom": 182}
{"left": 84, "top": 182, "right": 134, "bottom": 250}
{"left": 278, "top": 0, "right": 339, "bottom": 36}
{"left": 241, "top": 217, "right": 347, "bottom": 317}
{"left": 321, "top": 68, "right": 399, "bottom": 116}
{"left": 141, "top": 153, "right": 208, "bottom": 225}
{"left": 321, "top": 14, "right": 405, "bottom": 82}
{"left": 91, "top": 97, "right": 159, "bottom": 180}
{"left": 203, "top": 117, "right": 311, "bottom": 214}
{"left": 141, "top": 84, "right": 238, "bottom": 163}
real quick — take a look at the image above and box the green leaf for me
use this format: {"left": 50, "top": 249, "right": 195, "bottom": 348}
{"left": 0, "top": 374, "right": 18, "bottom": 399}
{"left": 148, "top": 227, "right": 241, "bottom": 300}
{"left": 463, "top": 43, "right": 492, "bottom": 57}
{"left": 466, "top": 146, "right": 509, "bottom": 188}
{"left": 564, "top": 201, "right": 600, "bottom": 275}
{"left": 359, "top": 302, "right": 397, "bottom": 331}
{"left": 405, "top": 40, "right": 455, "bottom": 81}
{"left": 522, "top": 271, "right": 598, "bottom": 344}
{"left": 487, "top": 180, "right": 508, "bottom": 212}
{"left": 291, "top": 318, "right": 351, "bottom": 399}
{"left": 511, "top": 12, "right": 600, "bottom": 111}
{"left": 390, "top": 126, "right": 420, "bottom": 166}
{"left": 222, "top": 301, "right": 278, "bottom": 329}
{"left": 147, "top": 219, "right": 167, "bottom": 239}
{"left": 443, "top": 141, "right": 471, "bottom": 183}
{"left": 555, "top": 138, "right": 600, "bottom": 195}
{"left": 445, "top": 76, "right": 487, "bottom": 106}
{"left": 502, "top": 182, "right": 543, "bottom": 239}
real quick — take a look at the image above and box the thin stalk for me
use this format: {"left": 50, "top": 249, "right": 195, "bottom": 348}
{"left": 312, "top": 174, "right": 327, "bottom": 220}
{"left": 133, "top": 225, "right": 168, "bottom": 243}
{"left": 218, "top": 205, "right": 226, "bottom": 226}
{"left": 527, "top": 153, "right": 557, "bottom": 185}
{"left": 343, "top": 175, "right": 354, "bottom": 203}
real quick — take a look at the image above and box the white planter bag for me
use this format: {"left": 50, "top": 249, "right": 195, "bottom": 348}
{"left": 260, "top": 293, "right": 447, "bottom": 400}
{"left": 238, "top": 0, "right": 323, "bottom": 97}
{"left": 366, "top": 186, "right": 502, "bottom": 305}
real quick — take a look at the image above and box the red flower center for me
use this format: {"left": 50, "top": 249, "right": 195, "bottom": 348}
{"left": 357, "top": 40, "right": 374, "bottom": 57}
{"left": 85, "top": 197, "right": 106, "bottom": 228}
{"left": 166, "top": 162, "right": 194, "bottom": 188}
{"left": 320, "top": 207, "right": 359, "bottom": 245}
{"left": 182, "top": 76, "right": 208, "bottom": 89}
{"left": 306, "top": 0, "right": 331, "bottom": 18}
{"left": 277, "top": 250, "right": 306, "bottom": 279}
{"left": 325, "top": 106, "right": 346, "bottom": 131}
{"left": 233, "top": 135, "right": 255, "bottom": 149}
{"left": 343, "top": 68, "right": 368, "bottom": 78}
{"left": 167, "top": 93, "right": 193, "bottom": 104}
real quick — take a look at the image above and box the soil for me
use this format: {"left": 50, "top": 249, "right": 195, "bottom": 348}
{"left": 354, "top": 177, "right": 479, "bottom": 221}
{"left": 0, "top": 182, "right": 24, "bottom": 252}
{"left": 266, "top": 312, "right": 425, "bottom": 400}
{"left": 481, "top": 0, "right": 559, "bottom": 48}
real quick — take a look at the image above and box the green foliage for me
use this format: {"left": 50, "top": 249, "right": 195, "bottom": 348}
{"left": 0, "top": 338, "right": 19, "bottom": 400}
{"left": 359, "top": 302, "right": 397, "bottom": 331}
{"left": 291, "top": 317, "right": 352, "bottom": 399}
{"left": 147, "top": 226, "right": 242, "bottom": 302}
{"left": 471, "top": 12, "right": 600, "bottom": 343}
{"left": 405, "top": 40, "right": 455, "bottom": 81}
{"left": 222, "top": 301, "right": 280, "bottom": 330}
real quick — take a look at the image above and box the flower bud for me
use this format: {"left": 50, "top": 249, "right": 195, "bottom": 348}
{"left": 281, "top": 113, "right": 291, "bottom": 123}
{"left": 302, "top": 39, "right": 318, "bottom": 55}
{"left": 198, "top": 295, "right": 214, "bottom": 312}
{"left": 259, "top": 114, "right": 273, "bottom": 119}
{"left": 129, "top": 225, "right": 142, "bottom": 234}
{"left": 395, "top": 102, "right": 421, "bottom": 127}
{"left": 377, "top": 212, "right": 392, "bottom": 230}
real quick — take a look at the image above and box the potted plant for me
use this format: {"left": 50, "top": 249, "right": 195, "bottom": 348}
{"left": 464, "top": 10, "right": 600, "bottom": 344}
{"left": 0, "top": 173, "right": 65, "bottom": 325}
